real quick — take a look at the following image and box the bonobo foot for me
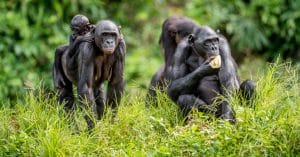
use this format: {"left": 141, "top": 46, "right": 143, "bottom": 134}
{"left": 220, "top": 112, "right": 236, "bottom": 124}
{"left": 177, "top": 94, "right": 216, "bottom": 117}
{"left": 84, "top": 115, "right": 95, "bottom": 132}
{"left": 220, "top": 102, "right": 236, "bottom": 124}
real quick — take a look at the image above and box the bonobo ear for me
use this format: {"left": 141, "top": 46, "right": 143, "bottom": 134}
{"left": 188, "top": 34, "right": 194, "bottom": 44}
{"left": 91, "top": 27, "right": 95, "bottom": 33}
{"left": 170, "top": 31, "right": 177, "bottom": 38}
{"left": 117, "top": 25, "right": 123, "bottom": 41}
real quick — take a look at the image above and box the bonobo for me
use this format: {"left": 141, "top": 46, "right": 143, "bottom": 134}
{"left": 53, "top": 14, "right": 94, "bottom": 99}
{"left": 167, "top": 27, "right": 230, "bottom": 120}
{"left": 148, "top": 16, "right": 198, "bottom": 98}
{"left": 148, "top": 16, "right": 255, "bottom": 122}
{"left": 53, "top": 20, "right": 126, "bottom": 129}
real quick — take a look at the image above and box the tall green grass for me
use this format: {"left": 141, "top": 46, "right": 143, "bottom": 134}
{"left": 0, "top": 63, "right": 299, "bottom": 156}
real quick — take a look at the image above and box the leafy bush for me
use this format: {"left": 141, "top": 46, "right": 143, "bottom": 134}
{"left": 0, "top": 1, "right": 108, "bottom": 101}
{"left": 0, "top": 1, "right": 167, "bottom": 101}
{"left": 186, "top": 0, "right": 300, "bottom": 60}
{"left": 1, "top": 0, "right": 299, "bottom": 102}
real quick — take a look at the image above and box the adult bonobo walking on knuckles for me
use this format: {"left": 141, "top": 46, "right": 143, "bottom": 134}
{"left": 53, "top": 20, "right": 126, "bottom": 129}
{"left": 148, "top": 16, "right": 255, "bottom": 122}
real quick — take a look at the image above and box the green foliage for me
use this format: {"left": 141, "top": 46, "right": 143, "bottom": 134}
{"left": 186, "top": 0, "right": 300, "bottom": 60}
{"left": 0, "top": 0, "right": 171, "bottom": 101}
{"left": 0, "top": 1, "right": 105, "bottom": 101}
{"left": 0, "top": 63, "right": 299, "bottom": 156}
{"left": 0, "top": 0, "right": 299, "bottom": 104}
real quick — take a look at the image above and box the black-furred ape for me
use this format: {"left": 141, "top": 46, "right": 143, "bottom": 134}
{"left": 53, "top": 19, "right": 126, "bottom": 130}
{"left": 148, "top": 16, "right": 255, "bottom": 123}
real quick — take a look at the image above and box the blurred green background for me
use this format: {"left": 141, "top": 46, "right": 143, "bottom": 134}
{"left": 0, "top": 0, "right": 299, "bottom": 102}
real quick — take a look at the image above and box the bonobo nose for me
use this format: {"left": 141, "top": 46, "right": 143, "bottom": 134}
{"left": 106, "top": 39, "right": 114, "bottom": 45}
{"left": 211, "top": 46, "right": 217, "bottom": 51}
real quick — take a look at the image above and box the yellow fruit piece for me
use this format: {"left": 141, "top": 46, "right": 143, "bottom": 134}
{"left": 209, "top": 55, "right": 221, "bottom": 69}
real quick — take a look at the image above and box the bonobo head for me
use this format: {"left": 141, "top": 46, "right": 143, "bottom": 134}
{"left": 95, "top": 20, "right": 120, "bottom": 55}
{"left": 188, "top": 26, "right": 220, "bottom": 59}
{"left": 70, "top": 14, "right": 91, "bottom": 35}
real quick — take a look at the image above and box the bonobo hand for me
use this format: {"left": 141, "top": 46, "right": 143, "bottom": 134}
{"left": 76, "top": 34, "right": 94, "bottom": 43}
{"left": 204, "top": 56, "right": 221, "bottom": 68}
{"left": 195, "top": 56, "right": 220, "bottom": 77}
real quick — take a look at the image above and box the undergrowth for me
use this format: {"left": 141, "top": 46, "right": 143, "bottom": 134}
{"left": 0, "top": 63, "right": 299, "bottom": 156}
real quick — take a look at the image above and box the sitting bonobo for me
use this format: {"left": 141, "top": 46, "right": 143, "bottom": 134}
{"left": 167, "top": 26, "right": 254, "bottom": 123}
{"left": 53, "top": 20, "right": 126, "bottom": 130}
{"left": 148, "top": 16, "right": 255, "bottom": 123}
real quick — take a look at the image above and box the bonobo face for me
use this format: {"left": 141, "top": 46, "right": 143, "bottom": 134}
{"left": 99, "top": 32, "right": 118, "bottom": 54}
{"left": 95, "top": 20, "right": 120, "bottom": 55}
{"left": 71, "top": 14, "right": 90, "bottom": 36}
{"left": 188, "top": 26, "right": 220, "bottom": 59}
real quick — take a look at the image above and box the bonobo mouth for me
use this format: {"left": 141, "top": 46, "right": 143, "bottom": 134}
{"left": 208, "top": 51, "right": 219, "bottom": 57}
{"left": 103, "top": 47, "right": 115, "bottom": 54}
{"left": 208, "top": 55, "right": 221, "bottom": 69}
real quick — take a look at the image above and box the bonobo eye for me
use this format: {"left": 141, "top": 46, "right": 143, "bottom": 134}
{"left": 203, "top": 40, "right": 210, "bottom": 46}
{"left": 102, "top": 32, "right": 109, "bottom": 36}
{"left": 212, "top": 38, "right": 219, "bottom": 43}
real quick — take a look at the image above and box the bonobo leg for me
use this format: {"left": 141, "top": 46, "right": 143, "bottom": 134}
{"left": 94, "top": 84, "right": 105, "bottom": 120}
{"left": 177, "top": 94, "right": 213, "bottom": 117}
{"left": 148, "top": 66, "right": 164, "bottom": 96}
{"left": 57, "top": 80, "right": 75, "bottom": 112}
{"left": 77, "top": 83, "right": 97, "bottom": 131}
{"left": 146, "top": 66, "right": 168, "bottom": 106}
{"left": 107, "top": 81, "right": 124, "bottom": 118}
{"left": 53, "top": 45, "right": 75, "bottom": 112}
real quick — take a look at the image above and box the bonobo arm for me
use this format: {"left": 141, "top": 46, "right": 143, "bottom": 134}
{"left": 106, "top": 38, "right": 126, "bottom": 109}
{"left": 67, "top": 33, "right": 94, "bottom": 70}
{"left": 168, "top": 61, "right": 216, "bottom": 101}
{"left": 68, "top": 33, "right": 94, "bottom": 58}
{"left": 77, "top": 43, "right": 95, "bottom": 106}
{"left": 170, "top": 38, "right": 190, "bottom": 80}
{"left": 218, "top": 36, "right": 240, "bottom": 94}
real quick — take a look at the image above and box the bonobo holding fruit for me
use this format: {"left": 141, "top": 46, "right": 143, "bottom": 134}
{"left": 53, "top": 19, "right": 126, "bottom": 129}
{"left": 148, "top": 16, "right": 255, "bottom": 122}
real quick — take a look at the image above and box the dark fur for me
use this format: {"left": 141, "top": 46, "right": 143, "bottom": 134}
{"left": 147, "top": 16, "right": 198, "bottom": 100}
{"left": 53, "top": 14, "right": 94, "bottom": 95}
{"left": 53, "top": 20, "right": 126, "bottom": 130}
{"left": 148, "top": 16, "right": 255, "bottom": 122}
